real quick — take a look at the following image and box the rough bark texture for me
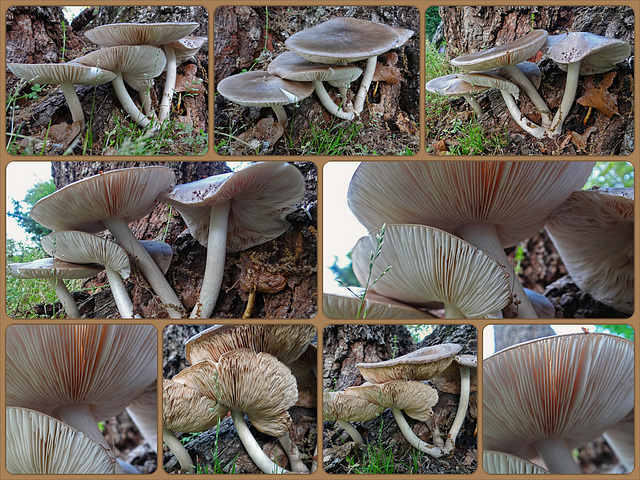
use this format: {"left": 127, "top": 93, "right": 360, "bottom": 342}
{"left": 430, "top": 6, "right": 634, "bottom": 155}
{"left": 47, "top": 161, "right": 317, "bottom": 319}
{"left": 214, "top": 6, "right": 420, "bottom": 155}
{"left": 493, "top": 324, "right": 555, "bottom": 353}
{"left": 6, "top": 6, "right": 209, "bottom": 155}
{"left": 323, "top": 324, "right": 477, "bottom": 474}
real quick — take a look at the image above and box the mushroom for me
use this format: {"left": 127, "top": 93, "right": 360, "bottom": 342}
{"left": 426, "top": 73, "right": 489, "bottom": 118}
{"left": 284, "top": 17, "right": 413, "bottom": 113}
{"left": 158, "top": 162, "right": 305, "bottom": 318}
{"left": 7, "top": 257, "right": 102, "bottom": 318}
{"left": 602, "top": 408, "right": 634, "bottom": 472}
{"left": 347, "top": 161, "right": 596, "bottom": 318}
{"left": 29, "top": 166, "right": 185, "bottom": 318}
{"left": 6, "top": 407, "right": 116, "bottom": 474}
{"left": 5, "top": 324, "right": 157, "bottom": 473}
{"left": 542, "top": 32, "right": 630, "bottom": 135}
{"left": 71, "top": 45, "right": 167, "bottom": 128}
{"left": 268, "top": 51, "right": 362, "bottom": 119}
{"left": 323, "top": 391, "right": 383, "bottom": 446}
{"left": 483, "top": 332, "right": 634, "bottom": 473}
{"left": 126, "top": 380, "right": 158, "bottom": 454}
{"left": 216, "top": 71, "right": 314, "bottom": 126}
{"left": 351, "top": 224, "right": 512, "bottom": 318}
{"left": 483, "top": 450, "right": 550, "bottom": 474}
{"left": 7, "top": 63, "right": 116, "bottom": 130}
{"left": 545, "top": 187, "right": 634, "bottom": 314}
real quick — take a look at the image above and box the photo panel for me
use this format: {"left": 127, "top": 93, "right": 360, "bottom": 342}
{"left": 425, "top": 5, "right": 634, "bottom": 155}
{"left": 214, "top": 5, "right": 419, "bottom": 155}
{"left": 162, "top": 324, "right": 318, "bottom": 474}
{"left": 323, "top": 324, "right": 477, "bottom": 473}
{"left": 5, "top": 161, "right": 317, "bottom": 319}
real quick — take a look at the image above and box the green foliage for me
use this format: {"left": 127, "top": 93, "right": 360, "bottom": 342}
{"left": 425, "top": 7, "right": 441, "bottom": 43}
{"left": 595, "top": 324, "right": 634, "bottom": 341}
{"left": 355, "top": 224, "right": 391, "bottom": 319}
{"left": 406, "top": 325, "right": 436, "bottom": 342}
{"left": 438, "top": 118, "right": 508, "bottom": 156}
{"left": 329, "top": 252, "right": 360, "bottom": 287}
{"left": 584, "top": 162, "right": 634, "bottom": 189}
{"left": 297, "top": 119, "right": 365, "bottom": 156}
{"left": 8, "top": 180, "right": 55, "bottom": 242}
{"left": 513, "top": 245, "right": 526, "bottom": 276}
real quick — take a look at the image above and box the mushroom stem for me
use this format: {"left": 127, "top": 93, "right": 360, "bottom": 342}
{"left": 54, "top": 403, "right": 124, "bottom": 474}
{"left": 444, "top": 303, "right": 465, "bottom": 319}
{"left": 158, "top": 45, "right": 178, "bottom": 122}
{"left": 533, "top": 437, "right": 581, "bottom": 474}
{"left": 503, "top": 64, "right": 552, "bottom": 127}
{"left": 47, "top": 277, "right": 80, "bottom": 318}
{"left": 111, "top": 73, "right": 154, "bottom": 128}
{"left": 549, "top": 60, "right": 581, "bottom": 136}
{"left": 104, "top": 267, "right": 136, "bottom": 319}
{"left": 278, "top": 431, "right": 310, "bottom": 473}
{"left": 312, "top": 80, "right": 355, "bottom": 120}
{"left": 231, "top": 409, "right": 289, "bottom": 474}
{"left": 190, "top": 199, "right": 231, "bottom": 318}
{"left": 391, "top": 407, "right": 443, "bottom": 458}
{"left": 354, "top": 56, "right": 378, "bottom": 113}
{"left": 243, "top": 286, "right": 256, "bottom": 318}
{"left": 102, "top": 217, "right": 185, "bottom": 318}
{"left": 462, "top": 93, "right": 484, "bottom": 118}
{"left": 337, "top": 419, "right": 365, "bottom": 446}
{"left": 59, "top": 81, "right": 85, "bottom": 129}
{"left": 455, "top": 223, "right": 538, "bottom": 319}
{"left": 271, "top": 104, "right": 289, "bottom": 126}
{"left": 162, "top": 426, "right": 196, "bottom": 474}
{"left": 499, "top": 90, "right": 547, "bottom": 139}
{"left": 443, "top": 366, "right": 470, "bottom": 453}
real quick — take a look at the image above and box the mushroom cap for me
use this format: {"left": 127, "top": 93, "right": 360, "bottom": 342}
{"left": 139, "top": 240, "right": 174, "bottom": 275}
{"left": 484, "top": 61, "right": 543, "bottom": 90}
{"left": 347, "top": 161, "right": 595, "bottom": 248}
{"left": 7, "top": 257, "right": 102, "bottom": 280}
{"left": 71, "top": 45, "right": 167, "bottom": 91}
{"left": 426, "top": 73, "right": 491, "bottom": 96}
{"left": 351, "top": 224, "right": 512, "bottom": 317}
{"left": 183, "top": 350, "right": 298, "bottom": 437}
{"left": 483, "top": 451, "right": 549, "bottom": 474}
{"left": 451, "top": 29, "right": 548, "bottom": 71}
{"left": 162, "top": 379, "right": 223, "bottom": 433}
{"left": 6, "top": 407, "right": 116, "bottom": 474}
{"left": 545, "top": 188, "right": 634, "bottom": 314}
{"left": 5, "top": 324, "right": 157, "bottom": 424}
{"left": 217, "top": 71, "right": 314, "bottom": 108}
{"left": 460, "top": 72, "right": 521, "bottom": 98}
{"left": 344, "top": 380, "right": 439, "bottom": 422}
{"left": 323, "top": 391, "right": 382, "bottom": 422}
{"left": 268, "top": 51, "right": 363, "bottom": 84}
{"left": 542, "top": 32, "right": 631, "bottom": 75}
{"left": 85, "top": 22, "right": 199, "bottom": 47}
{"left": 30, "top": 166, "right": 175, "bottom": 234}
{"left": 285, "top": 17, "right": 406, "bottom": 64}
{"left": 356, "top": 343, "right": 462, "bottom": 384}
{"left": 323, "top": 286, "right": 437, "bottom": 319}
{"left": 158, "top": 162, "right": 305, "bottom": 252}
{"left": 167, "top": 35, "right": 208, "bottom": 64}
{"left": 7, "top": 63, "right": 116, "bottom": 86}
{"left": 431, "top": 354, "right": 479, "bottom": 394}
{"left": 41, "top": 230, "right": 131, "bottom": 279}
{"left": 483, "top": 332, "right": 634, "bottom": 460}
{"left": 185, "top": 324, "right": 316, "bottom": 366}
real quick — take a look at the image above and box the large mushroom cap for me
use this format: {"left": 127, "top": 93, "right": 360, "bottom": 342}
{"left": 85, "top": 22, "right": 199, "bottom": 47}
{"left": 7, "top": 62, "right": 116, "bottom": 85}
{"left": 323, "top": 391, "right": 382, "bottom": 422}
{"left": 483, "top": 333, "right": 634, "bottom": 463}
{"left": 542, "top": 32, "right": 631, "bottom": 75}
{"left": 6, "top": 407, "right": 116, "bottom": 474}
{"left": 159, "top": 162, "right": 305, "bottom": 252}
{"left": 217, "top": 71, "right": 314, "bottom": 108}
{"left": 162, "top": 379, "right": 224, "bottom": 433}
{"left": 285, "top": 17, "right": 404, "bottom": 64}
{"left": 323, "top": 286, "right": 437, "bottom": 319}
{"left": 268, "top": 51, "right": 362, "bottom": 84}
{"left": 185, "top": 324, "right": 316, "bottom": 365}
{"left": 7, "top": 257, "right": 102, "bottom": 280}
{"left": 30, "top": 166, "right": 175, "bottom": 234}
{"left": 356, "top": 343, "right": 462, "bottom": 384}
{"left": 545, "top": 187, "right": 634, "bottom": 314}
{"left": 451, "top": 29, "right": 548, "bottom": 71}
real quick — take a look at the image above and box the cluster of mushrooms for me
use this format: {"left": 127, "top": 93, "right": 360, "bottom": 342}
{"left": 324, "top": 161, "right": 633, "bottom": 319}
{"left": 8, "top": 21, "right": 207, "bottom": 132}
{"left": 484, "top": 331, "right": 634, "bottom": 474}
{"left": 163, "top": 325, "right": 317, "bottom": 474}
{"left": 324, "top": 343, "right": 477, "bottom": 458}
{"left": 217, "top": 17, "right": 413, "bottom": 125}
{"left": 427, "top": 30, "right": 631, "bottom": 138}
{"left": 7, "top": 162, "right": 305, "bottom": 319}
{"left": 5, "top": 324, "right": 157, "bottom": 474}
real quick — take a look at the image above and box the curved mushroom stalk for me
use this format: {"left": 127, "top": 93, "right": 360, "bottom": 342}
{"left": 499, "top": 90, "right": 547, "bottom": 139}
{"left": 103, "top": 267, "right": 137, "bottom": 319}
{"left": 391, "top": 408, "right": 443, "bottom": 458}
{"left": 337, "top": 419, "right": 365, "bottom": 446}
{"left": 112, "top": 73, "right": 156, "bottom": 129}
{"left": 313, "top": 79, "right": 355, "bottom": 120}
{"left": 502, "top": 64, "right": 552, "bottom": 128}
{"left": 158, "top": 44, "right": 178, "bottom": 122}
{"left": 533, "top": 438, "right": 581, "bottom": 474}
{"left": 231, "top": 410, "right": 289, "bottom": 474}
{"left": 353, "top": 56, "right": 378, "bottom": 113}
{"left": 442, "top": 366, "right": 470, "bottom": 454}
{"left": 162, "top": 426, "right": 195, "bottom": 474}
{"left": 47, "top": 277, "right": 81, "bottom": 318}
{"left": 278, "top": 432, "right": 310, "bottom": 473}
{"left": 549, "top": 61, "right": 580, "bottom": 135}
{"left": 462, "top": 93, "right": 484, "bottom": 118}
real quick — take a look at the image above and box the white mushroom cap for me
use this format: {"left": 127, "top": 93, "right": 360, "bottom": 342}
{"left": 139, "top": 240, "right": 174, "bottom": 275}
{"left": 351, "top": 224, "right": 512, "bottom": 318}
{"left": 7, "top": 63, "right": 115, "bottom": 86}
{"left": 7, "top": 257, "right": 102, "bottom": 280}
{"left": 268, "top": 51, "right": 362, "bottom": 84}
{"left": 323, "top": 391, "right": 382, "bottom": 422}
{"left": 85, "top": 22, "right": 199, "bottom": 47}
{"left": 460, "top": 72, "right": 521, "bottom": 98}
{"left": 6, "top": 407, "right": 116, "bottom": 474}
{"left": 483, "top": 450, "right": 550, "bottom": 474}
{"left": 323, "top": 286, "right": 437, "bottom": 319}
{"left": 162, "top": 379, "right": 223, "bottom": 433}
{"left": 426, "top": 73, "right": 491, "bottom": 96}
{"left": 167, "top": 35, "right": 208, "bottom": 64}
{"left": 483, "top": 332, "right": 634, "bottom": 473}
{"left": 545, "top": 187, "right": 634, "bottom": 314}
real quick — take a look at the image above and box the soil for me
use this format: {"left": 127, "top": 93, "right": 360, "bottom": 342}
{"left": 213, "top": 6, "right": 420, "bottom": 156}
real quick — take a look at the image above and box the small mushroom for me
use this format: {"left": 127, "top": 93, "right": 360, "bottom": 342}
{"left": 323, "top": 391, "right": 382, "bottom": 446}
{"left": 426, "top": 73, "right": 489, "bottom": 118}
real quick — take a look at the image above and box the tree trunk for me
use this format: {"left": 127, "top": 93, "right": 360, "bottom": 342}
{"left": 493, "top": 324, "right": 555, "bottom": 353}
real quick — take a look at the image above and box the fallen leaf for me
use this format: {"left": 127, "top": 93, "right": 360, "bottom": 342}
{"left": 235, "top": 117, "right": 284, "bottom": 152}
{"left": 432, "top": 139, "right": 448, "bottom": 154}
{"left": 576, "top": 72, "right": 619, "bottom": 117}
{"left": 569, "top": 126, "right": 598, "bottom": 151}
{"left": 174, "top": 64, "right": 205, "bottom": 93}
{"left": 47, "top": 121, "right": 82, "bottom": 149}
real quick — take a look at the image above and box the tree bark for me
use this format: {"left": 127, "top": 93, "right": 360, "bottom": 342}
{"left": 493, "top": 324, "right": 555, "bottom": 353}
